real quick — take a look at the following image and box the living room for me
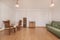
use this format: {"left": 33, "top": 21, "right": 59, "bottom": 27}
{"left": 0, "top": 0, "right": 60, "bottom": 40}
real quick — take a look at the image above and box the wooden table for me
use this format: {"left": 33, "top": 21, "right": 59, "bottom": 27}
{"left": 29, "top": 21, "right": 36, "bottom": 28}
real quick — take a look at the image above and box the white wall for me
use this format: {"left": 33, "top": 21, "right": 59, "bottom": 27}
{"left": 51, "top": 0, "right": 60, "bottom": 21}
{"left": 15, "top": 9, "right": 52, "bottom": 27}
{"left": 0, "top": 2, "right": 2, "bottom": 29}
{"left": 0, "top": 0, "right": 60, "bottom": 28}
{"left": 0, "top": 0, "right": 16, "bottom": 29}
{"left": 15, "top": 0, "right": 52, "bottom": 27}
{"left": 15, "top": 0, "right": 60, "bottom": 27}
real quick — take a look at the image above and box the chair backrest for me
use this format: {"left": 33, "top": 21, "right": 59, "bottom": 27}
{"left": 3, "top": 20, "right": 10, "bottom": 28}
{"left": 18, "top": 20, "right": 22, "bottom": 26}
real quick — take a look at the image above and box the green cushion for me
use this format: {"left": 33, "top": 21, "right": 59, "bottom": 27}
{"left": 47, "top": 26, "right": 60, "bottom": 37}
{"left": 46, "top": 21, "right": 60, "bottom": 37}
{"left": 57, "top": 25, "right": 60, "bottom": 29}
{"left": 46, "top": 21, "right": 60, "bottom": 29}
{"left": 52, "top": 21, "right": 60, "bottom": 25}
{"left": 51, "top": 21, "right": 60, "bottom": 29}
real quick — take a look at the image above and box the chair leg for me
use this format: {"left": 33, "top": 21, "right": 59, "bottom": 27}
{"left": 14, "top": 28, "right": 16, "bottom": 33}
{"left": 9, "top": 29, "right": 11, "bottom": 35}
{"left": 17, "top": 27, "right": 20, "bottom": 31}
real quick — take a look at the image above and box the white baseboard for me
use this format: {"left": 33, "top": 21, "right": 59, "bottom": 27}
{"left": 36, "top": 26, "right": 46, "bottom": 27}
{"left": 27, "top": 26, "right": 46, "bottom": 28}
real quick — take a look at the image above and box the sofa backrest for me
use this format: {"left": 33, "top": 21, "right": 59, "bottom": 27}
{"left": 51, "top": 21, "right": 60, "bottom": 29}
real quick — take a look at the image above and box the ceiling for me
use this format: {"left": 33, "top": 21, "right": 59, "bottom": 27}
{"left": 17, "top": 0, "right": 59, "bottom": 9}
{"left": 0, "top": 0, "right": 60, "bottom": 9}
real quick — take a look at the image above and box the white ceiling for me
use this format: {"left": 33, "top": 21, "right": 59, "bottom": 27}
{"left": 0, "top": 0, "right": 60, "bottom": 9}
{"left": 18, "top": 0, "right": 49, "bottom": 9}
{"left": 17, "top": 0, "right": 59, "bottom": 9}
{"left": 19, "top": 0, "right": 60, "bottom": 9}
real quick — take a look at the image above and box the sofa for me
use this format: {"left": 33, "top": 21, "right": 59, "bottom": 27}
{"left": 46, "top": 21, "right": 60, "bottom": 38}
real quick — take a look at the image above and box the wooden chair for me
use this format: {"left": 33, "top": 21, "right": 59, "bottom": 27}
{"left": 3, "top": 20, "right": 16, "bottom": 35}
{"left": 16, "top": 20, "right": 22, "bottom": 31}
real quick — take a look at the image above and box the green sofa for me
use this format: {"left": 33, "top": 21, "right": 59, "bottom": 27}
{"left": 46, "top": 21, "right": 60, "bottom": 38}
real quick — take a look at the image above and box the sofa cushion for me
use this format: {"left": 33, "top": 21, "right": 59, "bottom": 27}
{"left": 57, "top": 25, "right": 60, "bottom": 29}
{"left": 52, "top": 21, "right": 60, "bottom": 25}
{"left": 51, "top": 21, "right": 60, "bottom": 29}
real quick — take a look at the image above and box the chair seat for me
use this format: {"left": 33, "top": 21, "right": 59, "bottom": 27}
{"left": 5, "top": 27, "right": 16, "bottom": 30}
